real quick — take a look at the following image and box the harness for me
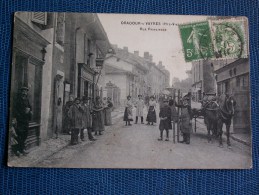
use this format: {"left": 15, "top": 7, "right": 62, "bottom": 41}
{"left": 202, "top": 98, "right": 233, "bottom": 121}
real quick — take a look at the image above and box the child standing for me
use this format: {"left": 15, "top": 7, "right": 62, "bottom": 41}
{"left": 158, "top": 99, "right": 172, "bottom": 141}
{"left": 10, "top": 119, "right": 20, "bottom": 156}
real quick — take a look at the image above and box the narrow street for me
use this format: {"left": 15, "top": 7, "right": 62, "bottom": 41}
{"left": 37, "top": 105, "right": 251, "bottom": 169}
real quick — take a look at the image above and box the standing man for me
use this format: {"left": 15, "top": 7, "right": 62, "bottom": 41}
{"left": 13, "top": 86, "right": 32, "bottom": 155}
{"left": 68, "top": 97, "right": 83, "bottom": 145}
{"left": 81, "top": 96, "right": 96, "bottom": 141}
{"left": 63, "top": 96, "right": 74, "bottom": 135}
{"left": 177, "top": 97, "right": 192, "bottom": 144}
{"left": 135, "top": 95, "right": 145, "bottom": 124}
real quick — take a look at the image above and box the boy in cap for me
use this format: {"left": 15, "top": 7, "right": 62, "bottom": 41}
{"left": 158, "top": 99, "right": 172, "bottom": 141}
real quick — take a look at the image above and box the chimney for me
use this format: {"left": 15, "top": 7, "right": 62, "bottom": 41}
{"left": 144, "top": 52, "right": 149, "bottom": 60}
{"left": 123, "top": 46, "right": 128, "bottom": 52}
{"left": 112, "top": 44, "right": 118, "bottom": 49}
{"left": 134, "top": 51, "right": 139, "bottom": 56}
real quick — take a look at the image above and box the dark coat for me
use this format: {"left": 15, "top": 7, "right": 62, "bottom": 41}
{"left": 159, "top": 104, "right": 172, "bottom": 130}
{"left": 178, "top": 105, "right": 192, "bottom": 133}
{"left": 68, "top": 104, "right": 83, "bottom": 129}
{"left": 14, "top": 96, "right": 32, "bottom": 129}
{"left": 92, "top": 102, "right": 105, "bottom": 131}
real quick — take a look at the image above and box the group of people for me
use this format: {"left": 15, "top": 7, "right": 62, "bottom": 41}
{"left": 64, "top": 96, "right": 113, "bottom": 145}
{"left": 123, "top": 94, "right": 193, "bottom": 144}
{"left": 123, "top": 95, "right": 157, "bottom": 126}
{"left": 10, "top": 86, "right": 115, "bottom": 158}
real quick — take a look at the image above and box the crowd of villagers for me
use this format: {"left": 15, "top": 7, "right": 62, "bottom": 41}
{"left": 123, "top": 94, "right": 192, "bottom": 144}
{"left": 63, "top": 96, "right": 113, "bottom": 145}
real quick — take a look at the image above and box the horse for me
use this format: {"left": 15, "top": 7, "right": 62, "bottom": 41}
{"left": 203, "top": 100, "right": 219, "bottom": 143}
{"left": 217, "top": 95, "right": 236, "bottom": 147}
{"left": 202, "top": 94, "right": 236, "bottom": 147}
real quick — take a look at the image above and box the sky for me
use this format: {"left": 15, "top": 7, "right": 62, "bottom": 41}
{"left": 98, "top": 14, "right": 207, "bottom": 83}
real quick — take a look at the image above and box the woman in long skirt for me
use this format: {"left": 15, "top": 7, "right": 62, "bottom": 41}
{"left": 92, "top": 96, "right": 105, "bottom": 135}
{"left": 104, "top": 97, "right": 113, "bottom": 126}
{"left": 146, "top": 96, "right": 157, "bottom": 125}
{"left": 123, "top": 95, "right": 133, "bottom": 126}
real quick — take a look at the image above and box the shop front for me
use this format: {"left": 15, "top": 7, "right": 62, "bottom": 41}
{"left": 77, "top": 63, "right": 95, "bottom": 99}
{"left": 11, "top": 17, "right": 50, "bottom": 148}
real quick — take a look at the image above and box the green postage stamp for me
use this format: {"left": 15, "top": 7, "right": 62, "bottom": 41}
{"left": 179, "top": 21, "right": 214, "bottom": 62}
{"left": 179, "top": 18, "right": 248, "bottom": 62}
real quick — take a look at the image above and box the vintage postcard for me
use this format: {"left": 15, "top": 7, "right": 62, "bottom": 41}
{"left": 7, "top": 12, "right": 251, "bottom": 169}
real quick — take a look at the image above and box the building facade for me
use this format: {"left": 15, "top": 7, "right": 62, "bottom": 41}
{"left": 11, "top": 12, "right": 55, "bottom": 147}
{"left": 214, "top": 58, "right": 250, "bottom": 134}
{"left": 191, "top": 60, "right": 216, "bottom": 101}
{"left": 103, "top": 46, "right": 149, "bottom": 104}
{"left": 104, "top": 47, "right": 170, "bottom": 104}
{"left": 10, "top": 12, "right": 111, "bottom": 149}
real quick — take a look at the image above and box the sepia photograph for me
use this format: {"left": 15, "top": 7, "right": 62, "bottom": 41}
{"left": 7, "top": 12, "right": 251, "bottom": 169}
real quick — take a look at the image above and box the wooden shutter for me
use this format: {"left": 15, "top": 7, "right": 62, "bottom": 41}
{"left": 31, "top": 12, "right": 47, "bottom": 25}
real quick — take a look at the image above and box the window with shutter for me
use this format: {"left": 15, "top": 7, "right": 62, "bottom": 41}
{"left": 31, "top": 12, "right": 47, "bottom": 25}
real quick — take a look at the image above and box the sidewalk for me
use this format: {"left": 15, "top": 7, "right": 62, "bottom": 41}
{"left": 8, "top": 107, "right": 125, "bottom": 167}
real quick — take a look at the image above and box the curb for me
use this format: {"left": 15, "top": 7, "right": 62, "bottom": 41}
{"left": 230, "top": 134, "right": 251, "bottom": 147}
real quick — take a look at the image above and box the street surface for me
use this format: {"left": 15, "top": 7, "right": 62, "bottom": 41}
{"left": 38, "top": 105, "right": 251, "bottom": 169}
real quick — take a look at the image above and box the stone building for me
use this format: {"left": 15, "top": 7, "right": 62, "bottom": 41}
{"left": 191, "top": 60, "right": 216, "bottom": 101}
{"left": 11, "top": 12, "right": 56, "bottom": 147}
{"left": 10, "top": 12, "right": 111, "bottom": 148}
{"left": 214, "top": 58, "right": 250, "bottom": 134}
{"left": 144, "top": 52, "right": 170, "bottom": 98}
{"left": 103, "top": 46, "right": 149, "bottom": 104}
{"left": 103, "top": 47, "right": 171, "bottom": 104}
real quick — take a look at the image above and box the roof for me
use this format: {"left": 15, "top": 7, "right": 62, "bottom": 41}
{"left": 104, "top": 63, "right": 137, "bottom": 76}
{"left": 113, "top": 48, "right": 149, "bottom": 72}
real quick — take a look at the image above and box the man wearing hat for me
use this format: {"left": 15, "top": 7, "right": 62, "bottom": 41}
{"left": 158, "top": 99, "right": 172, "bottom": 141}
{"left": 81, "top": 96, "right": 96, "bottom": 141}
{"left": 13, "top": 86, "right": 32, "bottom": 155}
{"left": 68, "top": 97, "right": 83, "bottom": 145}
{"left": 177, "top": 96, "right": 192, "bottom": 144}
{"left": 135, "top": 95, "right": 145, "bottom": 124}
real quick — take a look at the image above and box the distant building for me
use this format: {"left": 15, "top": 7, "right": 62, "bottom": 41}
{"left": 191, "top": 60, "right": 216, "bottom": 101}
{"left": 104, "top": 46, "right": 149, "bottom": 103}
{"left": 144, "top": 52, "right": 170, "bottom": 97}
{"left": 104, "top": 47, "right": 170, "bottom": 103}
